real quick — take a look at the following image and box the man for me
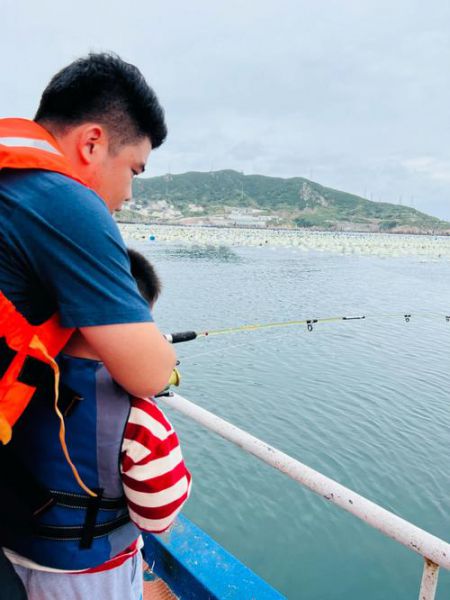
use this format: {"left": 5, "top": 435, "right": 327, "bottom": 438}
{"left": 0, "top": 52, "right": 176, "bottom": 598}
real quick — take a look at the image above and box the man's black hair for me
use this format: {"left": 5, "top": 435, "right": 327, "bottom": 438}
{"left": 128, "top": 248, "right": 161, "bottom": 306}
{"left": 35, "top": 52, "right": 167, "bottom": 150}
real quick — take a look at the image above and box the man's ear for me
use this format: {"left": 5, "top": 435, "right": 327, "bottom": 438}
{"left": 77, "top": 125, "right": 108, "bottom": 165}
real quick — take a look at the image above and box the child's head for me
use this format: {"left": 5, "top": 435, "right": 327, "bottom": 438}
{"left": 127, "top": 248, "right": 161, "bottom": 308}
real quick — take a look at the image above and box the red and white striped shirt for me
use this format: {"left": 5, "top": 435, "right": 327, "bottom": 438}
{"left": 120, "top": 396, "right": 192, "bottom": 533}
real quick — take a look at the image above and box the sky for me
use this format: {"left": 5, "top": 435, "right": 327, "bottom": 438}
{"left": 2, "top": 0, "right": 450, "bottom": 219}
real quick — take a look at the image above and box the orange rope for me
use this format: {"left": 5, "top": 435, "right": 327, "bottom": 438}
{"left": 30, "top": 335, "right": 97, "bottom": 497}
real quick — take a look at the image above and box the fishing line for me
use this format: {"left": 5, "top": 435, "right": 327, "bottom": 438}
{"left": 181, "top": 328, "right": 301, "bottom": 363}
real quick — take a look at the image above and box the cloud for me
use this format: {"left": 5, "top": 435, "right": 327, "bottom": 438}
{"left": 401, "top": 157, "right": 450, "bottom": 183}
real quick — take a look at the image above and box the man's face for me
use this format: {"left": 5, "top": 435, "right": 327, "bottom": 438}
{"left": 92, "top": 136, "right": 152, "bottom": 213}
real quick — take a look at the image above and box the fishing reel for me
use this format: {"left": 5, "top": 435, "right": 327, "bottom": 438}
{"left": 155, "top": 365, "right": 181, "bottom": 398}
{"left": 155, "top": 331, "right": 198, "bottom": 398}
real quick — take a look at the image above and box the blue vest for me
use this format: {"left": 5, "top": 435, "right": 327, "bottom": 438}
{"left": 4, "top": 354, "right": 140, "bottom": 570}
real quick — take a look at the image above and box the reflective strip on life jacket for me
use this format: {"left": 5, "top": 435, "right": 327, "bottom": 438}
{"left": 0, "top": 137, "right": 62, "bottom": 156}
{"left": 0, "top": 118, "right": 87, "bottom": 185}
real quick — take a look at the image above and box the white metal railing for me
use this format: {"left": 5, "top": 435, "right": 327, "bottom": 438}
{"left": 160, "top": 392, "right": 450, "bottom": 600}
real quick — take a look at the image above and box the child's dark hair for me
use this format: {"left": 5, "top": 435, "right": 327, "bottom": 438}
{"left": 127, "top": 249, "right": 161, "bottom": 306}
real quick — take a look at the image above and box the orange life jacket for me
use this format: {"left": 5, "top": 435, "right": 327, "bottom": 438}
{"left": 0, "top": 117, "right": 85, "bottom": 183}
{"left": 0, "top": 118, "right": 95, "bottom": 495}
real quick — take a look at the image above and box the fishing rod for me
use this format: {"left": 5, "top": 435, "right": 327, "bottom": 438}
{"left": 164, "top": 331, "right": 198, "bottom": 343}
{"left": 164, "top": 311, "right": 450, "bottom": 341}
{"left": 159, "top": 311, "right": 450, "bottom": 396}
{"left": 163, "top": 317, "right": 365, "bottom": 344}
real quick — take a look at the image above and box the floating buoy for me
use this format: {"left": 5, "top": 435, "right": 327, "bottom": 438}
{"left": 148, "top": 235, "right": 156, "bottom": 241}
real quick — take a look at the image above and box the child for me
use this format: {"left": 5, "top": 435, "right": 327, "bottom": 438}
{"left": 7, "top": 249, "right": 191, "bottom": 600}
{"left": 120, "top": 249, "right": 192, "bottom": 533}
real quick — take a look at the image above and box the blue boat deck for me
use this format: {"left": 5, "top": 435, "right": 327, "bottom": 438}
{"left": 143, "top": 515, "right": 285, "bottom": 599}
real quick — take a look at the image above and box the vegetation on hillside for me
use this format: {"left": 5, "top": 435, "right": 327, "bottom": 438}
{"left": 123, "top": 170, "right": 450, "bottom": 233}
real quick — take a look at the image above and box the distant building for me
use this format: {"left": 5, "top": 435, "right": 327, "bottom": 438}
{"left": 228, "top": 212, "right": 271, "bottom": 226}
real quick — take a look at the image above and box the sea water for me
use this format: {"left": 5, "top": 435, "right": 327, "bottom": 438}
{"left": 132, "top": 239, "right": 450, "bottom": 599}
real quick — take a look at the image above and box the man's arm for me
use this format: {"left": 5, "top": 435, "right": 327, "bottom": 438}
{"left": 80, "top": 322, "right": 176, "bottom": 398}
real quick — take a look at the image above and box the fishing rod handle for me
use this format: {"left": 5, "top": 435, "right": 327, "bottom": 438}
{"left": 164, "top": 331, "right": 198, "bottom": 344}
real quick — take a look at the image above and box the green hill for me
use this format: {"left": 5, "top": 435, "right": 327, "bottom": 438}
{"left": 121, "top": 169, "right": 450, "bottom": 233}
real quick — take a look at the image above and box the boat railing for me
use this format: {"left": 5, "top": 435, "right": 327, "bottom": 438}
{"left": 160, "top": 392, "right": 450, "bottom": 600}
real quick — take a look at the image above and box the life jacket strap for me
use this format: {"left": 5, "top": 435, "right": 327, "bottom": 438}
{"left": 80, "top": 488, "right": 104, "bottom": 549}
{"left": 50, "top": 490, "right": 127, "bottom": 511}
{"left": 36, "top": 514, "right": 131, "bottom": 544}
{"left": 0, "top": 445, "right": 129, "bottom": 549}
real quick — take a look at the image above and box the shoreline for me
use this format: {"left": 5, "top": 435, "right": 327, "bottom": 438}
{"left": 119, "top": 223, "right": 450, "bottom": 259}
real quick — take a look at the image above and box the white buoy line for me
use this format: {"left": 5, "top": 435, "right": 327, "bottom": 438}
{"left": 119, "top": 224, "right": 450, "bottom": 260}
